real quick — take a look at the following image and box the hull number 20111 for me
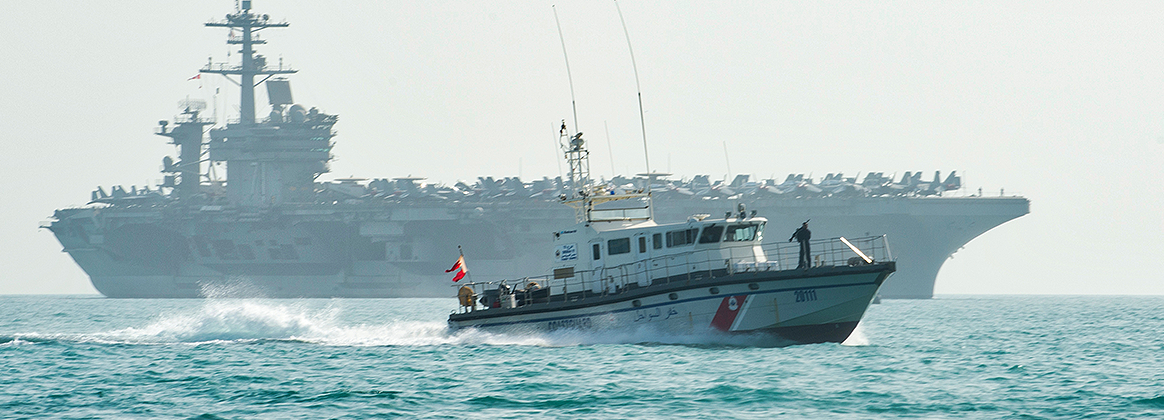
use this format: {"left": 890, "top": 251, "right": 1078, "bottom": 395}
{"left": 794, "top": 289, "right": 818, "bottom": 303}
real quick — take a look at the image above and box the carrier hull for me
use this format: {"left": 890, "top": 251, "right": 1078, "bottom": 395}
{"left": 48, "top": 196, "right": 1025, "bottom": 299}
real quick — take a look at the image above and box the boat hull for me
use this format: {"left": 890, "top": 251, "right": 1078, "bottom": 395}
{"left": 448, "top": 263, "right": 894, "bottom": 345}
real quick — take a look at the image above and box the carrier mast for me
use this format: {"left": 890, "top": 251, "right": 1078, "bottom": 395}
{"left": 201, "top": 0, "right": 296, "bottom": 125}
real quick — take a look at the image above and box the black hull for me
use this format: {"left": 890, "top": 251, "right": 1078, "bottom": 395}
{"left": 761, "top": 321, "right": 861, "bottom": 345}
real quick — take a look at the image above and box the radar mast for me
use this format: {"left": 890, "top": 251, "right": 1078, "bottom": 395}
{"left": 559, "top": 122, "right": 651, "bottom": 224}
{"left": 201, "top": 0, "right": 296, "bottom": 125}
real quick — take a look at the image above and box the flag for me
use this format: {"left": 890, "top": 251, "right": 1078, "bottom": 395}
{"left": 188, "top": 74, "right": 201, "bottom": 80}
{"left": 445, "top": 255, "right": 468, "bottom": 282}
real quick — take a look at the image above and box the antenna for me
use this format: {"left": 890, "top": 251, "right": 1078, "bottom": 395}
{"left": 553, "top": 122, "right": 564, "bottom": 182}
{"left": 723, "top": 141, "right": 732, "bottom": 180}
{"left": 178, "top": 98, "right": 208, "bottom": 113}
{"left": 615, "top": 1, "right": 651, "bottom": 191}
{"left": 552, "top": 6, "right": 580, "bottom": 136}
{"left": 604, "top": 121, "right": 616, "bottom": 178}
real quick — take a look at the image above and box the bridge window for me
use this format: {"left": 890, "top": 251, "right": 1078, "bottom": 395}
{"left": 725, "top": 224, "right": 758, "bottom": 242}
{"left": 638, "top": 237, "right": 647, "bottom": 253}
{"left": 592, "top": 243, "right": 601, "bottom": 260}
{"left": 652, "top": 233, "right": 662, "bottom": 249}
{"left": 698, "top": 225, "right": 724, "bottom": 244}
{"left": 666, "top": 228, "right": 698, "bottom": 247}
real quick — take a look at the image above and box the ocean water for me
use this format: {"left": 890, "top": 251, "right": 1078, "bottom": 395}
{"left": 1, "top": 295, "right": 1162, "bottom": 419}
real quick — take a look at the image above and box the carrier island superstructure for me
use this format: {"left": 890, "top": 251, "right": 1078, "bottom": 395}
{"left": 44, "top": 2, "right": 1029, "bottom": 299}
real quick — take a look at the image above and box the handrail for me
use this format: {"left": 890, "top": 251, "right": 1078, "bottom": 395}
{"left": 454, "top": 234, "right": 892, "bottom": 314}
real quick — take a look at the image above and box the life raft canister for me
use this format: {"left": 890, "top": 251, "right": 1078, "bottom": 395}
{"left": 458, "top": 286, "right": 477, "bottom": 307}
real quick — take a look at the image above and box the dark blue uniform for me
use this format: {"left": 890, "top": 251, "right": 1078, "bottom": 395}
{"left": 789, "top": 223, "right": 811, "bottom": 269}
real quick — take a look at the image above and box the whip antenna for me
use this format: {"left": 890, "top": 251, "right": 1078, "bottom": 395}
{"left": 723, "top": 141, "right": 732, "bottom": 180}
{"left": 615, "top": 1, "right": 651, "bottom": 192}
{"left": 553, "top": 122, "right": 564, "bottom": 181}
{"left": 605, "top": 121, "right": 616, "bottom": 177}
{"left": 553, "top": 6, "right": 580, "bottom": 135}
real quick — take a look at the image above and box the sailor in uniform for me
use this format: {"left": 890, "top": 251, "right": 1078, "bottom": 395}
{"left": 790, "top": 221, "right": 811, "bottom": 269}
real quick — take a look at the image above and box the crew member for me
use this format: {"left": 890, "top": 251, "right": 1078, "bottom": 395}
{"left": 789, "top": 221, "right": 812, "bottom": 269}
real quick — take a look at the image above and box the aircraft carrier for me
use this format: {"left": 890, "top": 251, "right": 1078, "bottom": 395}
{"left": 44, "top": 2, "right": 1029, "bottom": 299}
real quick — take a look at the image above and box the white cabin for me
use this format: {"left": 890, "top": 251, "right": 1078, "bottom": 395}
{"left": 551, "top": 203, "right": 768, "bottom": 294}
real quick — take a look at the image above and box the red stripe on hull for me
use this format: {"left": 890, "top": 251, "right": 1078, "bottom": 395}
{"left": 709, "top": 295, "right": 747, "bottom": 331}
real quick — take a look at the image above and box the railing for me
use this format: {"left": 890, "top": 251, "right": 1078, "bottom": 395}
{"left": 453, "top": 235, "right": 892, "bottom": 314}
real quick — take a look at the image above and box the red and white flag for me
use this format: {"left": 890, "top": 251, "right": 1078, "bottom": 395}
{"left": 445, "top": 255, "right": 468, "bottom": 282}
{"left": 188, "top": 74, "right": 201, "bottom": 80}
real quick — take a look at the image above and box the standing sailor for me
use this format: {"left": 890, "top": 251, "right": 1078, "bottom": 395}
{"left": 790, "top": 221, "right": 812, "bottom": 269}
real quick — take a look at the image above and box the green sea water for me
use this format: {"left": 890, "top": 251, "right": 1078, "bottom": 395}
{"left": 1, "top": 295, "right": 1161, "bottom": 419}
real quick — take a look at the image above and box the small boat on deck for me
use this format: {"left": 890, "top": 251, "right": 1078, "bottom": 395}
{"left": 447, "top": 128, "right": 895, "bottom": 346}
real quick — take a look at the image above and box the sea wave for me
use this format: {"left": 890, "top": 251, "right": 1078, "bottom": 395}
{"left": 5, "top": 299, "right": 869, "bottom": 348}
{"left": 0, "top": 335, "right": 58, "bottom": 346}
{"left": 3, "top": 295, "right": 1163, "bottom": 418}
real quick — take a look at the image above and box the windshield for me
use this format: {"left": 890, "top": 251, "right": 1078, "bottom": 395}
{"left": 725, "top": 223, "right": 759, "bottom": 242}
{"left": 698, "top": 225, "right": 724, "bottom": 244}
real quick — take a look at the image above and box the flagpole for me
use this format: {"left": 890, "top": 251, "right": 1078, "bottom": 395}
{"left": 459, "top": 245, "right": 474, "bottom": 284}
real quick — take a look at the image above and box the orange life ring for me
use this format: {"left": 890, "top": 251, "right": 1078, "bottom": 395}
{"left": 458, "top": 286, "right": 477, "bottom": 307}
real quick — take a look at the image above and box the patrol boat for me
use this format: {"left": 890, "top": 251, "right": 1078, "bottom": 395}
{"left": 447, "top": 127, "right": 896, "bottom": 345}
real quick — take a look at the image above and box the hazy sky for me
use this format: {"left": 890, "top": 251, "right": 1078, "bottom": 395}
{"left": 2, "top": 1, "right": 1162, "bottom": 295}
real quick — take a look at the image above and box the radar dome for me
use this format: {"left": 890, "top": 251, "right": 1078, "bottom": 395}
{"left": 288, "top": 104, "right": 307, "bottom": 123}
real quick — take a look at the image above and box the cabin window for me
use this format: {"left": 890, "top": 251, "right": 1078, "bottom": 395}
{"left": 592, "top": 243, "right": 601, "bottom": 260}
{"left": 698, "top": 225, "right": 724, "bottom": 244}
{"left": 666, "top": 228, "right": 698, "bottom": 247}
{"left": 652, "top": 233, "right": 662, "bottom": 249}
{"left": 725, "top": 224, "right": 758, "bottom": 242}
{"left": 608, "top": 238, "right": 631, "bottom": 255}
{"left": 638, "top": 237, "right": 647, "bottom": 253}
